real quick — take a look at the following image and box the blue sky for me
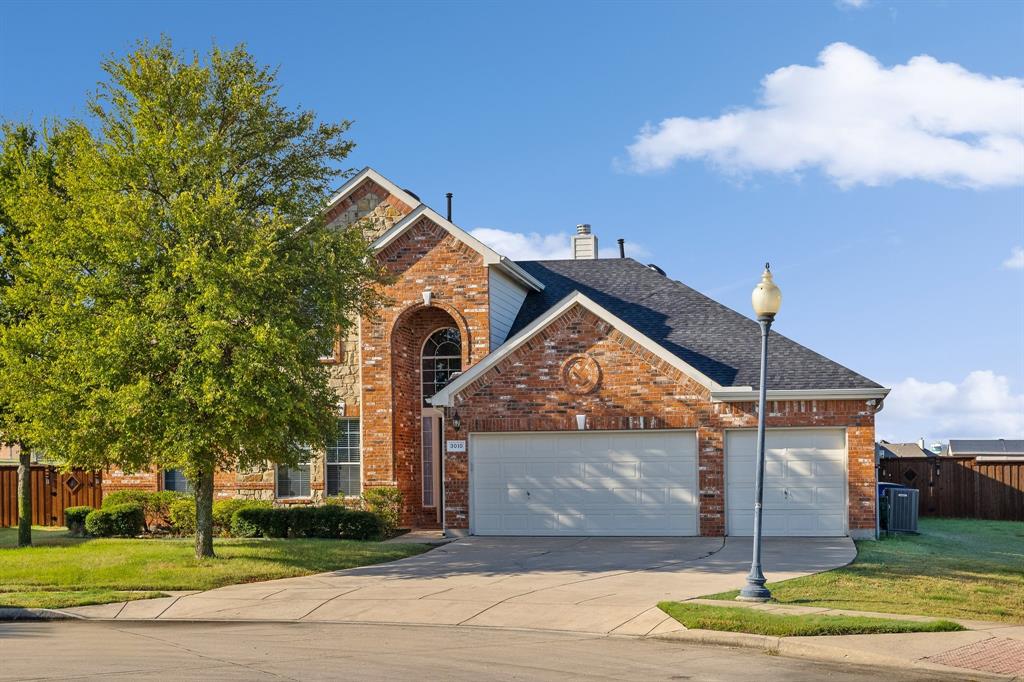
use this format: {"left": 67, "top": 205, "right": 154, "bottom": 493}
{"left": 2, "top": 0, "right": 1022, "bottom": 442}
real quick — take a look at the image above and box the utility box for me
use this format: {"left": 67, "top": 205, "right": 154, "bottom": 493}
{"left": 885, "top": 487, "right": 919, "bottom": 533}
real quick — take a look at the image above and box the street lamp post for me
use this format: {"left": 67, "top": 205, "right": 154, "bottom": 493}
{"left": 738, "top": 263, "right": 782, "bottom": 603}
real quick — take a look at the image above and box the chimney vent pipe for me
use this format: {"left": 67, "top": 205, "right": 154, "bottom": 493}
{"left": 617, "top": 238, "right": 625, "bottom": 258}
{"left": 446, "top": 193, "right": 453, "bottom": 222}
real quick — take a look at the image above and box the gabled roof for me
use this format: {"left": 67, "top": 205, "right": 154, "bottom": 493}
{"left": 325, "top": 167, "right": 421, "bottom": 215}
{"left": 948, "top": 439, "right": 1024, "bottom": 456}
{"left": 506, "top": 259, "right": 884, "bottom": 393}
{"left": 429, "top": 291, "right": 724, "bottom": 407}
{"left": 373, "top": 205, "right": 544, "bottom": 292}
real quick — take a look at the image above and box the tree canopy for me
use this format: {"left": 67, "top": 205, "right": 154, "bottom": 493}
{"left": 0, "top": 39, "right": 387, "bottom": 556}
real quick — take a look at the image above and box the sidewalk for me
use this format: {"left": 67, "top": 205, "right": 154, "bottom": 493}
{"left": 652, "top": 599, "right": 1024, "bottom": 679}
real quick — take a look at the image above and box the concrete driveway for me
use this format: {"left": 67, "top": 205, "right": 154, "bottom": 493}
{"left": 64, "top": 536, "right": 855, "bottom": 635}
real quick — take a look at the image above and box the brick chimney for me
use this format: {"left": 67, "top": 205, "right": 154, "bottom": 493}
{"left": 572, "top": 224, "right": 598, "bottom": 259}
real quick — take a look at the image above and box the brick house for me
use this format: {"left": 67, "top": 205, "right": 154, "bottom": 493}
{"left": 107, "top": 167, "right": 888, "bottom": 539}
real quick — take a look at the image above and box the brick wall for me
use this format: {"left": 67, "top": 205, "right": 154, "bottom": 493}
{"left": 360, "top": 214, "right": 491, "bottom": 526}
{"left": 443, "top": 304, "right": 877, "bottom": 535}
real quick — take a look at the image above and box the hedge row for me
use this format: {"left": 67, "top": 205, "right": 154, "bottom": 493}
{"left": 232, "top": 506, "right": 383, "bottom": 540}
{"left": 64, "top": 502, "right": 384, "bottom": 540}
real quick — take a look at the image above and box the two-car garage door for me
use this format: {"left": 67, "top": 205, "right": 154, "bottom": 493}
{"left": 470, "top": 431, "right": 698, "bottom": 536}
{"left": 467, "top": 428, "right": 848, "bottom": 537}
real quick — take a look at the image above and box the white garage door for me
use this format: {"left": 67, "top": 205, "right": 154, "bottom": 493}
{"left": 726, "top": 429, "right": 847, "bottom": 537}
{"left": 470, "top": 431, "right": 698, "bottom": 536}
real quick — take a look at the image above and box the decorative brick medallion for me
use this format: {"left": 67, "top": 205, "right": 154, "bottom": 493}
{"left": 561, "top": 353, "right": 602, "bottom": 395}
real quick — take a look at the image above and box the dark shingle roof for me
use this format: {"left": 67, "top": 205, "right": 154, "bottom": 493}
{"left": 876, "top": 442, "right": 935, "bottom": 459}
{"left": 948, "top": 439, "right": 1024, "bottom": 456}
{"left": 508, "top": 259, "right": 881, "bottom": 391}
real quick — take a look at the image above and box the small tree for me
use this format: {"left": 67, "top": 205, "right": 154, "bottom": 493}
{"left": 0, "top": 39, "right": 386, "bottom": 558}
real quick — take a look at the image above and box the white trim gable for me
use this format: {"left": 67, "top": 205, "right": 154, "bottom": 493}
{"left": 429, "top": 292, "right": 724, "bottom": 407}
{"left": 372, "top": 205, "right": 544, "bottom": 292}
{"left": 325, "top": 167, "right": 422, "bottom": 218}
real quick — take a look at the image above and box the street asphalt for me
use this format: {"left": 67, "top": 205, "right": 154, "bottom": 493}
{"left": 0, "top": 620, "right": 977, "bottom": 681}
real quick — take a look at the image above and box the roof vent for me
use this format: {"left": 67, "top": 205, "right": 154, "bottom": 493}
{"left": 572, "top": 224, "right": 598, "bottom": 259}
{"left": 647, "top": 263, "right": 666, "bottom": 276}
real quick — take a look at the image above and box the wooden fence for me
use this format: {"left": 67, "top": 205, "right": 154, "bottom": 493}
{"left": 0, "top": 465, "right": 103, "bottom": 527}
{"left": 878, "top": 457, "right": 1024, "bottom": 522}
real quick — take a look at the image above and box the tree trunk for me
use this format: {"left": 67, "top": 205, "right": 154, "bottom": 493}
{"left": 17, "top": 448, "right": 32, "bottom": 547}
{"left": 193, "top": 466, "right": 215, "bottom": 559}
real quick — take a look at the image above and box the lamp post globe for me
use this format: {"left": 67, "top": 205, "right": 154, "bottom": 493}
{"left": 738, "top": 263, "right": 781, "bottom": 603}
{"left": 751, "top": 263, "right": 782, "bottom": 319}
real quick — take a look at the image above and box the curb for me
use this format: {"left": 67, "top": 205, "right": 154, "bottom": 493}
{"left": 0, "top": 607, "right": 82, "bottom": 622}
{"left": 650, "top": 629, "right": 1016, "bottom": 680}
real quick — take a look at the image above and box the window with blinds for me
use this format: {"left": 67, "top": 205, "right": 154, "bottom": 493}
{"left": 163, "top": 469, "right": 191, "bottom": 493}
{"left": 276, "top": 460, "right": 311, "bottom": 498}
{"left": 327, "top": 418, "right": 361, "bottom": 497}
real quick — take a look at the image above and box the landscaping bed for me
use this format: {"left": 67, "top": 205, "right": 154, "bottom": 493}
{"left": 658, "top": 602, "right": 963, "bottom": 637}
{"left": 707, "top": 518, "right": 1024, "bottom": 624}
{"left": 0, "top": 527, "right": 428, "bottom": 609}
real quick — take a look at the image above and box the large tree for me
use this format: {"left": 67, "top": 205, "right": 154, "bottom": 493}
{"left": 0, "top": 39, "right": 386, "bottom": 558}
{"left": 0, "top": 124, "right": 49, "bottom": 548}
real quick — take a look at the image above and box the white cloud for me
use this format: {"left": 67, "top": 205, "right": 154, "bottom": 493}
{"left": 626, "top": 43, "right": 1024, "bottom": 189}
{"left": 470, "top": 228, "right": 572, "bottom": 260}
{"left": 470, "top": 227, "right": 650, "bottom": 262}
{"left": 1003, "top": 246, "right": 1024, "bottom": 269}
{"left": 877, "top": 370, "right": 1024, "bottom": 442}
{"left": 837, "top": 0, "right": 869, "bottom": 8}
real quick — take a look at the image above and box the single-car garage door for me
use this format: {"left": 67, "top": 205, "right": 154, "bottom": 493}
{"left": 726, "top": 429, "right": 847, "bottom": 537}
{"left": 470, "top": 431, "right": 698, "bottom": 536}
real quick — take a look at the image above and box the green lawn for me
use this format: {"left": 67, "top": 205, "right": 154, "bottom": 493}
{"left": 0, "top": 527, "right": 429, "bottom": 609}
{"left": 659, "top": 602, "right": 963, "bottom": 637}
{"left": 708, "top": 518, "right": 1024, "bottom": 624}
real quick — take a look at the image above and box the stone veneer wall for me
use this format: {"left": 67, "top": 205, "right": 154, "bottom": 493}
{"left": 442, "top": 304, "right": 878, "bottom": 536}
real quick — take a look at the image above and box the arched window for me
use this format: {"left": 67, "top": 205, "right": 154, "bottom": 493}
{"left": 421, "top": 327, "right": 461, "bottom": 406}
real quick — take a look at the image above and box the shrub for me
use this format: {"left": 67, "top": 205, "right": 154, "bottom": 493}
{"left": 213, "top": 498, "right": 271, "bottom": 535}
{"left": 168, "top": 498, "right": 196, "bottom": 535}
{"left": 307, "top": 505, "right": 349, "bottom": 538}
{"left": 64, "top": 506, "right": 93, "bottom": 537}
{"left": 362, "top": 486, "right": 403, "bottom": 536}
{"left": 338, "top": 510, "right": 385, "bottom": 540}
{"left": 287, "top": 506, "right": 318, "bottom": 538}
{"left": 324, "top": 495, "right": 361, "bottom": 510}
{"left": 231, "top": 506, "right": 383, "bottom": 540}
{"left": 233, "top": 507, "right": 289, "bottom": 538}
{"left": 230, "top": 508, "right": 263, "bottom": 538}
{"left": 84, "top": 503, "right": 145, "bottom": 537}
{"left": 102, "top": 490, "right": 188, "bottom": 531}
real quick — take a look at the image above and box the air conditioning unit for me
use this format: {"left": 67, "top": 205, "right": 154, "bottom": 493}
{"left": 885, "top": 487, "right": 919, "bottom": 533}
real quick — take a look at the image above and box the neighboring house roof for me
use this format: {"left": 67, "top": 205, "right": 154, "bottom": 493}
{"left": 948, "top": 439, "right": 1024, "bottom": 457}
{"left": 507, "top": 259, "right": 882, "bottom": 391}
{"left": 877, "top": 442, "right": 935, "bottom": 459}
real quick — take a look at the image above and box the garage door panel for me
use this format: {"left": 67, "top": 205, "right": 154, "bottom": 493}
{"left": 471, "top": 431, "right": 697, "bottom": 536}
{"left": 726, "top": 429, "right": 847, "bottom": 537}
